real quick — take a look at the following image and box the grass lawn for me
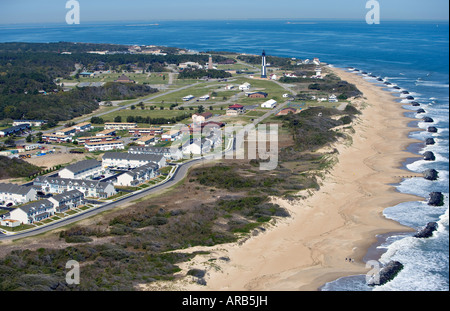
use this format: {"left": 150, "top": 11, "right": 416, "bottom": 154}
{"left": 100, "top": 108, "right": 189, "bottom": 123}
{"left": 60, "top": 72, "right": 170, "bottom": 85}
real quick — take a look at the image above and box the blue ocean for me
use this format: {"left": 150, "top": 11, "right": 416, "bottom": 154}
{"left": 0, "top": 20, "right": 448, "bottom": 291}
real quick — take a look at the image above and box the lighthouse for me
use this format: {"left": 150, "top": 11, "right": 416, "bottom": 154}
{"left": 261, "top": 50, "right": 267, "bottom": 78}
{"left": 208, "top": 55, "right": 213, "bottom": 70}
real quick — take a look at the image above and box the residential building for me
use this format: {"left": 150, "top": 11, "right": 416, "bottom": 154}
{"left": 183, "top": 138, "right": 212, "bottom": 155}
{"left": 85, "top": 140, "right": 125, "bottom": 152}
{"left": 104, "top": 123, "right": 137, "bottom": 130}
{"left": 261, "top": 99, "right": 277, "bottom": 109}
{"left": 0, "top": 219, "right": 21, "bottom": 228}
{"left": 55, "top": 127, "right": 77, "bottom": 136}
{"left": 199, "top": 121, "right": 225, "bottom": 130}
{"left": 239, "top": 82, "right": 251, "bottom": 91}
{"left": 136, "top": 135, "right": 156, "bottom": 146}
{"left": 247, "top": 92, "right": 268, "bottom": 98}
{"left": 0, "top": 124, "right": 31, "bottom": 137}
{"left": 115, "top": 163, "right": 159, "bottom": 187}
{"left": 74, "top": 122, "right": 92, "bottom": 132}
{"left": 226, "top": 104, "right": 245, "bottom": 116}
{"left": 48, "top": 189, "right": 84, "bottom": 213}
{"left": 13, "top": 120, "right": 47, "bottom": 127}
{"left": 58, "top": 159, "right": 102, "bottom": 180}
{"left": 329, "top": 94, "right": 339, "bottom": 103}
{"left": 0, "top": 183, "right": 37, "bottom": 206}
{"left": 192, "top": 112, "right": 213, "bottom": 124}
{"left": 75, "top": 136, "right": 116, "bottom": 144}
{"left": 179, "top": 62, "right": 203, "bottom": 70}
{"left": 114, "top": 74, "right": 135, "bottom": 83}
{"left": 33, "top": 176, "right": 116, "bottom": 199}
{"left": 9, "top": 199, "right": 55, "bottom": 224}
{"left": 102, "top": 152, "right": 166, "bottom": 169}
{"left": 96, "top": 129, "right": 117, "bottom": 137}
{"left": 129, "top": 127, "right": 164, "bottom": 136}
{"left": 42, "top": 133, "right": 71, "bottom": 143}
{"left": 128, "top": 146, "right": 183, "bottom": 161}
{"left": 161, "top": 130, "right": 182, "bottom": 142}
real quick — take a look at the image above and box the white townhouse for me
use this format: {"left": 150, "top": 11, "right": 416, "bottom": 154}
{"left": 73, "top": 122, "right": 92, "bottom": 132}
{"left": 128, "top": 146, "right": 183, "bottom": 161}
{"left": 47, "top": 189, "right": 84, "bottom": 213}
{"left": 33, "top": 176, "right": 116, "bottom": 199}
{"left": 58, "top": 159, "right": 103, "bottom": 180}
{"left": 85, "top": 140, "right": 125, "bottom": 152}
{"left": 102, "top": 152, "right": 166, "bottom": 169}
{"left": 115, "top": 163, "right": 159, "bottom": 187}
{"left": 0, "top": 183, "right": 37, "bottom": 206}
{"left": 9, "top": 199, "right": 55, "bottom": 224}
{"left": 183, "top": 138, "right": 212, "bottom": 155}
{"left": 104, "top": 122, "right": 137, "bottom": 130}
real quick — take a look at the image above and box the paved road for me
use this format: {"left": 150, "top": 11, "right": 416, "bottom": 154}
{"left": 40, "top": 82, "right": 201, "bottom": 135}
{"left": 1, "top": 75, "right": 292, "bottom": 241}
{"left": 0, "top": 158, "right": 203, "bottom": 241}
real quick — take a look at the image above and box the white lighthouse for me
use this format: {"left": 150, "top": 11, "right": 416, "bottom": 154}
{"left": 261, "top": 50, "right": 267, "bottom": 78}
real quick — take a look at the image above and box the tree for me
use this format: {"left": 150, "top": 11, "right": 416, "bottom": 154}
{"left": 5, "top": 137, "right": 15, "bottom": 146}
{"left": 90, "top": 117, "right": 104, "bottom": 124}
{"left": 197, "top": 105, "right": 205, "bottom": 114}
{"left": 26, "top": 134, "right": 33, "bottom": 143}
{"left": 114, "top": 116, "right": 122, "bottom": 123}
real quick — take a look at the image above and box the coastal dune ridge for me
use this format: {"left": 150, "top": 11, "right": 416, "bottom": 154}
{"left": 139, "top": 65, "right": 425, "bottom": 291}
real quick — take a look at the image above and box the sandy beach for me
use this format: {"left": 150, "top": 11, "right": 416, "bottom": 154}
{"left": 139, "top": 66, "right": 425, "bottom": 292}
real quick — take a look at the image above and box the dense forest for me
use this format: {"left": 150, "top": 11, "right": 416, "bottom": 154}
{"left": 178, "top": 68, "right": 232, "bottom": 79}
{"left": 0, "top": 155, "right": 42, "bottom": 179}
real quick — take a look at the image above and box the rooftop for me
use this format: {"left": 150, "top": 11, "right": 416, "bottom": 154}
{"left": 62, "top": 159, "right": 102, "bottom": 174}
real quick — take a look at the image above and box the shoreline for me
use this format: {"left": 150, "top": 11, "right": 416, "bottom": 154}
{"left": 139, "top": 66, "right": 425, "bottom": 292}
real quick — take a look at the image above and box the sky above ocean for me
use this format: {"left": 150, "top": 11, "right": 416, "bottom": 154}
{"left": 0, "top": 0, "right": 448, "bottom": 25}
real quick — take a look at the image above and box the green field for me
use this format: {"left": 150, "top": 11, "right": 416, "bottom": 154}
{"left": 59, "top": 72, "right": 170, "bottom": 86}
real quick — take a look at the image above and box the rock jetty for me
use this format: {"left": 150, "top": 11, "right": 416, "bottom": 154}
{"left": 414, "top": 222, "right": 438, "bottom": 238}
{"left": 428, "top": 192, "right": 444, "bottom": 206}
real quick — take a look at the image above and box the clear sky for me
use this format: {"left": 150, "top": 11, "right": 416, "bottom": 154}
{"left": 0, "top": 0, "right": 448, "bottom": 24}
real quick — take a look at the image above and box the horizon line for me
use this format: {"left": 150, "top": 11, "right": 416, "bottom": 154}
{"left": 0, "top": 17, "right": 448, "bottom": 26}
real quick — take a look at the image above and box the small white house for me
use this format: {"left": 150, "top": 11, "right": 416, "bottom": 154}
{"left": 0, "top": 219, "right": 21, "bottom": 228}
{"left": 261, "top": 99, "right": 277, "bottom": 109}
{"left": 239, "top": 82, "right": 251, "bottom": 91}
{"left": 328, "top": 94, "right": 339, "bottom": 103}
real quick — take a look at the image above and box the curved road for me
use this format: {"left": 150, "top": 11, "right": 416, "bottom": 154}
{"left": 0, "top": 158, "right": 202, "bottom": 241}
